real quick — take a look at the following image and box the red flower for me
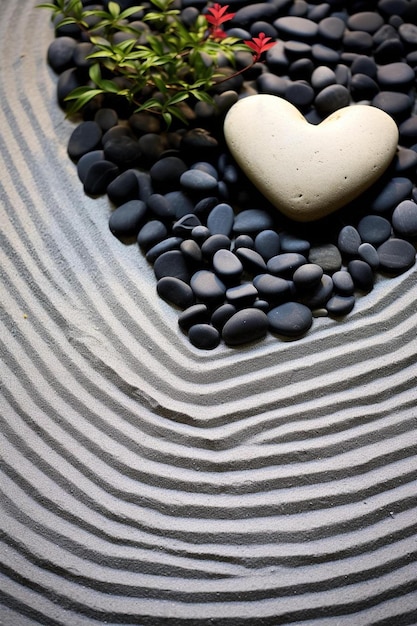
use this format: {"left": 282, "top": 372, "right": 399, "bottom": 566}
{"left": 206, "top": 3, "right": 236, "bottom": 28}
{"left": 244, "top": 32, "right": 276, "bottom": 61}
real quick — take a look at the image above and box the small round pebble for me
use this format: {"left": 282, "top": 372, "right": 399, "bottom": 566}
{"left": 254, "top": 230, "right": 281, "bottom": 260}
{"left": 392, "top": 200, "right": 417, "bottom": 238}
{"left": 154, "top": 250, "right": 190, "bottom": 283}
{"left": 357, "top": 215, "right": 392, "bottom": 245}
{"left": 109, "top": 200, "right": 147, "bottom": 238}
{"left": 332, "top": 270, "right": 355, "bottom": 296}
{"left": 377, "top": 238, "right": 416, "bottom": 273}
{"left": 213, "top": 249, "right": 243, "bottom": 284}
{"left": 348, "top": 259, "right": 374, "bottom": 291}
{"left": 308, "top": 244, "right": 342, "bottom": 273}
{"left": 68, "top": 121, "right": 102, "bottom": 160}
{"left": 268, "top": 302, "right": 313, "bottom": 337}
{"left": 358, "top": 243, "right": 380, "bottom": 269}
{"left": 188, "top": 324, "right": 221, "bottom": 350}
{"left": 293, "top": 263, "right": 323, "bottom": 290}
{"left": 326, "top": 295, "right": 356, "bottom": 316}
{"left": 222, "top": 308, "right": 269, "bottom": 346}
{"left": 338, "top": 225, "right": 362, "bottom": 257}
{"left": 267, "top": 253, "right": 306, "bottom": 277}
{"left": 207, "top": 203, "right": 235, "bottom": 237}
{"left": 190, "top": 270, "right": 227, "bottom": 304}
{"left": 157, "top": 277, "right": 195, "bottom": 309}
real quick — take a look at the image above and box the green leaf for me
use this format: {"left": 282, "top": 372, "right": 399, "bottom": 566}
{"left": 107, "top": 1, "right": 120, "bottom": 19}
{"left": 153, "top": 74, "right": 168, "bottom": 94}
{"left": 167, "top": 91, "right": 189, "bottom": 106}
{"left": 162, "top": 111, "right": 172, "bottom": 127}
{"left": 89, "top": 62, "right": 102, "bottom": 86}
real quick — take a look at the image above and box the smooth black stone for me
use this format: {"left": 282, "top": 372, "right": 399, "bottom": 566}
{"left": 137, "top": 220, "right": 168, "bottom": 251}
{"left": 347, "top": 11, "right": 384, "bottom": 33}
{"left": 211, "top": 303, "right": 237, "bottom": 331}
{"left": 311, "top": 66, "right": 337, "bottom": 91}
{"left": 274, "top": 16, "right": 319, "bottom": 42}
{"left": 308, "top": 244, "right": 342, "bottom": 273}
{"left": 399, "top": 22, "right": 417, "bottom": 46}
{"left": 207, "top": 203, "right": 235, "bottom": 237}
{"left": 188, "top": 324, "right": 220, "bottom": 350}
{"left": 312, "top": 44, "right": 340, "bottom": 65}
{"left": 190, "top": 270, "right": 226, "bottom": 304}
{"left": 235, "top": 247, "right": 267, "bottom": 274}
{"left": 253, "top": 273, "right": 292, "bottom": 303}
{"left": 343, "top": 30, "right": 373, "bottom": 54}
{"left": 357, "top": 215, "right": 392, "bottom": 245}
{"left": 129, "top": 112, "right": 161, "bottom": 135}
{"left": 233, "top": 3, "right": 278, "bottom": 26}
{"left": 392, "top": 200, "right": 417, "bottom": 238}
{"left": 308, "top": 3, "right": 331, "bottom": 21}
{"left": 351, "top": 55, "right": 377, "bottom": 77}
{"left": 77, "top": 150, "right": 105, "bottom": 184}
{"left": 334, "top": 63, "right": 351, "bottom": 87}
{"left": 180, "top": 170, "right": 218, "bottom": 195}
{"left": 326, "top": 294, "right": 355, "bottom": 316}
{"left": 268, "top": 302, "right": 312, "bottom": 337}
{"left": 284, "top": 41, "right": 312, "bottom": 60}
{"left": 285, "top": 81, "right": 315, "bottom": 109}
{"left": 392, "top": 147, "right": 417, "bottom": 173}
{"left": 250, "top": 20, "right": 278, "bottom": 39}
{"left": 102, "top": 125, "right": 133, "bottom": 145}
{"left": 213, "top": 249, "right": 243, "bottom": 284}
{"left": 191, "top": 161, "right": 219, "bottom": 180}
{"left": 299, "top": 274, "right": 333, "bottom": 308}
{"left": 373, "top": 24, "right": 400, "bottom": 45}
{"left": 157, "top": 276, "right": 195, "bottom": 309}
{"left": 376, "top": 62, "right": 415, "bottom": 91}
{"left": 47, "top": 36, "right": 77, "bottom": 72}
{"left": 348, "top": 259, "right": 374, "bottom": 291}
{"left": 318, "top": 16, "right": 345, "bottom": 43}
{"left": 172, "top": 214, "right": 202, "bottom": 237}
{"left": 233, "top": 209, "right": 274, "bottom": 235}
{"left": 314, "top": 84, "right": 350, "bottom": 115}
{"left": 288, "top": 0, "right": 308, "bottom": 17}
{"left": 104, "top": 135, "right": 141, "bottom": 167}
{"left": 288, "top": 59, "right": 315, "bottom": 82}
{"left": 374, "top": 38, "right": 405, "bottom": 65}
{"left": 180, "top": 239, "right": 203, "bottom": 265}
{"left": 358, "top": 242, "right": 380, "bottom": 269}
{"left": 226, "top": 283, "right": 258, "bottom": 308}
{"left": 369, "top": 177, "right": 414, "bottom": 213}
{"left": 180, "top": 128, "right": 218, "bottom": 157}
{"left": 57, "top": 68, "right": 84, "bottom": 106}
{"left": 332, "top": 270, "right": 355, "bottom": 295}
{"left": 279, "top": 232, "right": 310, "bottom": 254}
{"left": 263, "top": 41, "right": 290, "bottom": 74}
{"left": 83, "top": 160, "right": 119, "bottom": 196}
{"left": 149, "top": 156, "right": 188, "bottom": 190}
{"left": 338, "top": 225, "right": 362, "bottom": 256}
{"left": 379, "top": 0, "right": 408, "bottom": 17}
{"left": 164, "top": 191, "right": 195, "bottom": 219}
{"left": 108, "top": 199, "right": 147, "bottom": 238}
{"left": 94, "top": 108, "right": 118, "bottom": 132}
{"left": 293, "top": 263, "right": 324, "bottom": 290}
{"left": 399, "top": 117, "right": 417, "bottom": 146}
{"left": 222, "top": 163, "right": 239, "bottom": 185}
{"left": 154, "top": 250, "right": 190, "bottom": 283}
{"left": 67, "top": 121, "right": 102, "bottom": 161}
{"left": 222, "top": 308, "right": 269, "bottom": 346}
{"left": 191, "top": 225, "right": 211, "bottom": 244}
{"left": 138, "top": 133, "right": 168, "bottom": 163}
{"left": 255, "top": 230, "right": 281, "bottom": 260}
{"left": 377, "top": 238, "right": 416, "bottom": 273}
{"left": 233, "top": 235, "right": 255, "bottom": 250}
{"left": 201, "top": 234, "right": 231, "bottom": 260}
{"left": 107, "top": 169, "right": 140, "bottom": 205}
{"left": 147, "top": 194, "right": 176, "bottom": 220}
{"left": 350, "top": 73, "right": 379, "bottom": 100}
{"left": 267, "top": 253, "right": 307, "bottom": 277}
{"left": 372, "top": 91, "right": 413, "bottom": 122}
{"left": 257, "top": 72, "right": 290, "bottom": 96}
{"left": 178, "top": 304, "right": 210, "bottom": 331}
{"left": 146, "top": 237, "right": 183, "bottom": 263}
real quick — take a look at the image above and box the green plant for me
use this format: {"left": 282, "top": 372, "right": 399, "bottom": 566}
{"left": 38, "top": 0, "right": 275, "bottom": 126}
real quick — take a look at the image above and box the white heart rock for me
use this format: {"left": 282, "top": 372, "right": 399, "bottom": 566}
{"left": 224, "top": 95, "right": 399, "bottom": 222}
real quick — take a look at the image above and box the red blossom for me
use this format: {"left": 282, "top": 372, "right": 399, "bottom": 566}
{"left": 244, "top": 32, "right": 276, "bottom": 61}
{"left": 206, "top": 3, "right": 236, "bottom": 28}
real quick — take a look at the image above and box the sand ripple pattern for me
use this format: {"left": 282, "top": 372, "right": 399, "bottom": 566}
{"left": 1, "top": 3, "right": 416, "bottom": 624}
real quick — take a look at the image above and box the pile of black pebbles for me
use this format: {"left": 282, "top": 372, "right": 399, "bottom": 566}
{"left": 46, "top": 0, "right": 417, "bottom": 349}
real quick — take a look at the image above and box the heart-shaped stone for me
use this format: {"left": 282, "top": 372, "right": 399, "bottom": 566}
{"left": 224, "top": 95, "right": 399, "bottom": 222}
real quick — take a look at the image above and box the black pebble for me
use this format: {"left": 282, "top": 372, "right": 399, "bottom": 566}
{"left": 338, "top": 225, "right": 362, "bottom": 257}
{"left": 222, "top": 308, "right": 269, "bottom": 346}
{"left": 154, "top": 250, "right": 190, "bottom": 283}
{"left": 392, "top": 200, "right": 417, "bottom": 238}
{"left": 190, "top": 270, "right": 227, "bottom": 304}
{"left": 268, "top": 302, "right": 313, "bottom": 337}
{"left": 188, "top": 324, "right": 221, "bottom": 350}
{"left": 68, "top": 121, "right": 102, "bottom": 161}
{"left": 83, "top": 160, "right": 119, "bottom": 196}
{"left": 267, "top": 252, "right": 307, "bottom": 277}
{"left": 178, "top": 304, "right": 210, "bottom": 331}
{"left": 213, "top": 249, "right": 243, "bottom": 284}
{"left": 157, "top": 277, "right": 195, "bottom": 309}
{"left": 137, "top": 220, "right": 168, "bottom": 250}
{"left": 377, "top": 238, "right": 416, "bottom": 273}
{"left": 357, "top": 215, "right": 391, "bottom": 245}
{"left": 326, "top": 295, "right": 356, "bottom": 316}
{"left": 348, "top": 259, "right": 374, "bottom": 291}
{"left": 109, "top": 199, "right": 147, "bottom": 238}
{"left": 207, "top": 203, "right": 235, "bottom": 237}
